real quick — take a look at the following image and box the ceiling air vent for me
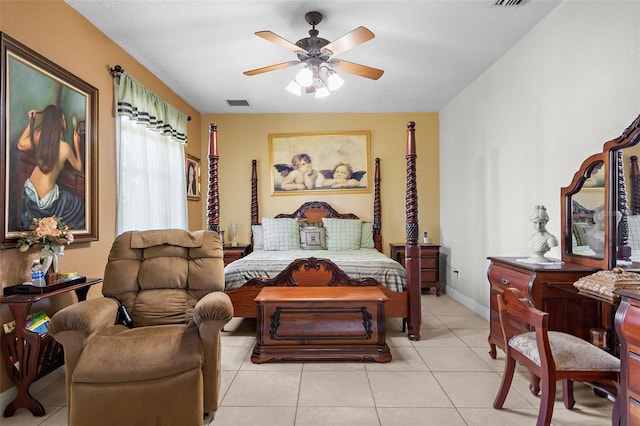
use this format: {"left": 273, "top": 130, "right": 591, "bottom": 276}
{"left": 494, "top": 0, "right": 524, "bottom": 5}
{"left": 226, "top": 100, "right": 250, "bottom": 107}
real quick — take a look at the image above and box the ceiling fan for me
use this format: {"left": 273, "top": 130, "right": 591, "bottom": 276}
{"left": 243, "top": 11, "right": 384, "bottom": 96}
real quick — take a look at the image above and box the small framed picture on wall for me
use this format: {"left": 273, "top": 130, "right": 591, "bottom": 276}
{"left": 186, "top": 154, "right": 200, "bottom": 200}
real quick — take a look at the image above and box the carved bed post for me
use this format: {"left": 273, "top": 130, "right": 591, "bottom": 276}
{"left": 251, "top": 160, "right": 259, "bottom": 226}
{"left": 206, "top": 123, "right": 220, "bottom": 233}
{"left": 405, "top": 121, "right": 421, "bottom": 341}
{"left": 618, "top": 150, "right": 632, "bottom": 261}
{"left": 373, "top": 157, "right": 382, "bottom": 251}
{"left": 631, "top": 155, "right": 640, "bottom": 215}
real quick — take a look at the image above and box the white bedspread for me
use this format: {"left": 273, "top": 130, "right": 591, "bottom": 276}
{"left": 224, "top": 248, "right": 406, "bottom": 292}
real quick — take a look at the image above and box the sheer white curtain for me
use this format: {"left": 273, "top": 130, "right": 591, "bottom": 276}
{"left": 114, "top": 72, "right": 188, "bottom": 234}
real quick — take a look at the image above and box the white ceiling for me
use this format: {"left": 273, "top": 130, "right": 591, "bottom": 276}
{"left": 65, "top": 0, "right": 561, "bottom": 114}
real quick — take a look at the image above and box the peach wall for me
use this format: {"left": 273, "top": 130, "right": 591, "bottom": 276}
{"left": 0, "top": 1, "right": 202, "bottom": 393}
{"left": 202, "top": 113, "right": 440, "bottom": 256}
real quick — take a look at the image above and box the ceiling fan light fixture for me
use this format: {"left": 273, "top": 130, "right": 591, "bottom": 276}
{"left": 285, "top": 79, "right": 302, "bottom": 96}
{"left": 295, "top": 66, "right": 313, "bottom": 87}
{"left": 327, "top": 69, "right": 344, "bottom": 91}
{"left": 315, "top": 85, "right": 330, "bottom": 98}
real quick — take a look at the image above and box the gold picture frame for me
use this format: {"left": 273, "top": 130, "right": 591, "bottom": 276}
{"left": 186, "top": 154, "right": 201, "bottom": 200}
{"left": 269, "top": 131, "right": 371, "bottom": 195}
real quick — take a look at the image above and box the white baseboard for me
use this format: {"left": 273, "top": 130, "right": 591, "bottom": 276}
{"left": 444, "top": 286, "right": 490, "bottom": 320}
{"left": 0, "top": 366, "right": 65, "bottom": 413}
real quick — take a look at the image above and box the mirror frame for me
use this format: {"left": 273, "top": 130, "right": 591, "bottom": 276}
{"left": 560, "top": 152, "right": 609, "bottom": 269}
{"left": 561, "top": 114, "right": 640, "bottom": 269}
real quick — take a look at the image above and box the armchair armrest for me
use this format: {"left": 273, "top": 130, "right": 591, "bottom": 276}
{"left": 49, "top": 297, "right": 120, "bottom": 338}
{"left": 49, "top": 297, "right": 119, "bottom": 377}
{"left": 193, "top": 291, "right": 233, "bottom": 412}
{"left": 193, "top": 291, "right": 234, "bottom": 326}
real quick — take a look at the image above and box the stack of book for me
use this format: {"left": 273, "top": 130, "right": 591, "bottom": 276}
{"left": 2, "top": 311, "right": 51, "bottom": 335}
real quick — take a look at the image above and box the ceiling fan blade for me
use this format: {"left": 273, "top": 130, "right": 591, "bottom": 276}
{"left": 255, "top": 31, "right": 307, "bottom": 54}
{"left": 332, "top": 59, "right": 384, "bottom": 80}
{"left": 321, "top": 26, "right": 375, "bottom": 56}
{"left": 243, "top": 61, "right": 300, "bottom": 76}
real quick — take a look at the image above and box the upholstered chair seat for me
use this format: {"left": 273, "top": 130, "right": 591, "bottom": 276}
{"left": 509, "top": 331, "right": 620, "bottom": 371}
{"left": 50, "top": 229, "right": 233, "bottom": 426}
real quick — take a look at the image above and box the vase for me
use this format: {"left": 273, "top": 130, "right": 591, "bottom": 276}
{"left": 40, "top": 245, "right": 64, "bottom": 284}
{"left": 230, "top": 223, "right": 238, "bottom": 246}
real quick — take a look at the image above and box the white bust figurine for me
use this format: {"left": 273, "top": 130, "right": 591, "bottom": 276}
{"left": 526, "top": 205, "right": 558, "bottom": 263}
{"left": 585, "top": 205, "right": 606, "bottom": 256}
{"left": 585, "top": 205, "right": 621, "bottom": 257}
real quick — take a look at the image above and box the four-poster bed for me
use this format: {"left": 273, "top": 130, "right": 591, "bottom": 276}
{"left": 207, "top": 122, "right": 422, "bottom": 340}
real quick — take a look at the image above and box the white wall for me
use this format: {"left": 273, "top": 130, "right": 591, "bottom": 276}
{"left": 439, "top": 0, "right": 640, "bottom": 317}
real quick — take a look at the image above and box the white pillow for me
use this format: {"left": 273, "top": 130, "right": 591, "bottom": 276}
{"left": 322, "top": 218, "right": 362, "bottom": 251}
{"left": 251, "top": 225, "right": 263, "bottom": 250}
{"left": 262, "top": 218, "right": 300, "bottom": 250}
{"left": 360, "top": 222, "right": 375, "bottom": 249}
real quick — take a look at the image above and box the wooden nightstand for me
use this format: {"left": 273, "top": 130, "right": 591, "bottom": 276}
{"left": 389, "top": 243, "right": 441, "bottom": 296}
{"left": 223, "top": 244, "right": 251, "bottom": 266}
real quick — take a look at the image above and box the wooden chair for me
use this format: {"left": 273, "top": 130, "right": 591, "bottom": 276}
{"left": 493, "top": 286, "right": 620, "bottom": 426}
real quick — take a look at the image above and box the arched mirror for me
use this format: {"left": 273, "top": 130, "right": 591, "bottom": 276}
{"left": 561, "top": 153, "right": 608, "bottom": 269}
{"left": 561, "top": 114, "right": 640, "bottom": 270}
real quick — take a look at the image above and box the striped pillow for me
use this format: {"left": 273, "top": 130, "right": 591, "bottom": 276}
{"left": 262, "top": 218, "right": 300, "bottom": 250}
{"left": 322, "top": 218, "right": 362, "bottom": 251}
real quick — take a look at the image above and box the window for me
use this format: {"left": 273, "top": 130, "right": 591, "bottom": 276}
{"left": 114, "top": 73, "right": 188, "bottom": 234}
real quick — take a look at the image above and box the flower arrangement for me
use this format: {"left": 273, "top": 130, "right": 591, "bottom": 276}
{"left": 16, "top": 216, "right": 74, "bottom": 273}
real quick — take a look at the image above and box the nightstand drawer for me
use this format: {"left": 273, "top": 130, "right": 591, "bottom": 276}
{"left": 388, "top": 243, "right": 441, "bottom": 296}
{"left": 420, "top": 257, "right": 438, "bottom": 269}
{"left": 223, "top": 244, "right": 251, "bottom": 266}
{"left": 421, "top": 270, "right": 437, "bottom": 283}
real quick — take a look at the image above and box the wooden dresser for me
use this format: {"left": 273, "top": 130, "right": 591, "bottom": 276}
{"left": 487, "top": 256, "right": 600, "bottom": 359}
{"left": 615, "top": 289, "right": 640, "bottom": 425}
{"left": 389, "top": 243, "right": 441, "bottom": 296}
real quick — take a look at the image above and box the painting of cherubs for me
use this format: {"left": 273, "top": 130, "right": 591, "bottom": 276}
{"left": 270, "top": 131, "right": 370, "bottom": 195}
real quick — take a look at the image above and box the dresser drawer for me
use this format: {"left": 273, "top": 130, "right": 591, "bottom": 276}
{"left": 621, "top": 304, "right": 640, "bottom": 348}
{"left": 628, "top": 352, "right": 640, "bottom": 397}
{"left": 488, "top": 263, "right": 531, "bottom": 294}
{"left": 629, "top": 397, "right": 640, "bottom": 424}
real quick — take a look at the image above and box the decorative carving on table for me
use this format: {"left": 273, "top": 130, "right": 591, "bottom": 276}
{"left": 574, "top": 267, "right": 640, "bottom": 302}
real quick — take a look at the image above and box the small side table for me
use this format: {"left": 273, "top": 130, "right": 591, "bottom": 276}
{"left": 1, "top": 277, "right": 102, "bottom": 417}
{"left": 223, "top": 243, "right": 251, "bottom": 266}
{"left": 389, "top": 243, "right": 441, "bottom": 296}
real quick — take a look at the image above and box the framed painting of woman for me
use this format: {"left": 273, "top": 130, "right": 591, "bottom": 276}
{"left": 1, "top": 33, "right": 98, "bottom": 248}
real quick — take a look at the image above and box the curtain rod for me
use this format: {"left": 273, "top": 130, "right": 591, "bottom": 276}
{"left": 109, "top": 65, "right": 192, "bottom": 121}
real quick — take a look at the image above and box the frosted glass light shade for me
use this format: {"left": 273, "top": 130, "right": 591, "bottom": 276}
{"left": 296, "top": 67, "right": 313, "bottom": 87}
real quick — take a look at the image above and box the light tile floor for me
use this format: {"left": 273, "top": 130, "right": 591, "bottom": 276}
{"left": 2, "top": 294, "right": 614, "bottom": 425}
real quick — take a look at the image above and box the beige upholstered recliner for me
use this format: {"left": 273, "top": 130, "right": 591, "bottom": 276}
{"left": 49, "top": 229, "right": 233, "bottom": 426}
